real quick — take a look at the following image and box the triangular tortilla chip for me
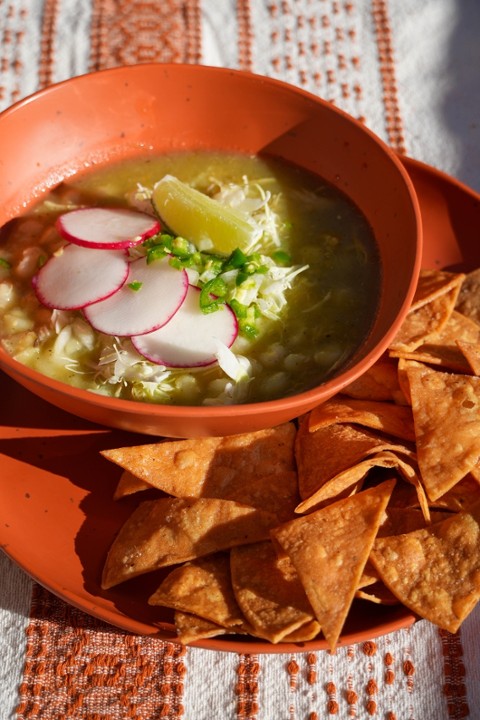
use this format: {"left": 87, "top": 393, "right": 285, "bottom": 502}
{"left": 103, "top": 435, "right": 222, "bottom": 494}
{"left": 341, "top": 355, "right": 405, "bottom": 403}
{"left": 370, "top": 502, "right": 480, "bottom": 632}
{"left": 295, "top": 451, "right": 424, "bottom": 517}
{"left": 410, "top": 269, "right": 465, "bottom": 311}
{"left": 149, "top": 554, "right": 243, "bottom": 627}
{"left": 102, "top": 497, "right": 277, "bottom": 588}
{"left": 389, "top": 284, "right": 461, "bottom": 352}
{"left": 308, "top": 396, "right": 415, "bottom": 441}
{"left": 390, "top": 311, "right": 480, "bottom": 373}
{"left": 271, "top": 479, "right": 396, "bottom": 650}
{"left": 174, "top": 611, "right": 227, "bottom": 644}
{"left": 102, "top": 423, "right": 296, "bottom": 504}
{"left": 407, "top": 365, "right": 480, "bottom": 500}
{"left": 230, "top": 541, "right": 316, "bottom": 643}
{"left": 295, "top": 419, "right": 412, "bottom": 500}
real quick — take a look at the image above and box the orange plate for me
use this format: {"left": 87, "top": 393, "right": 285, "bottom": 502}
{"left": 0, "top": 156, "right": 479, "bottom": 653}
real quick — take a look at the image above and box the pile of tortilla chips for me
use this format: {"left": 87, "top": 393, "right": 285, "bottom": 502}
{"left": 100, "top": 268, "right": 480, "bottom": 650}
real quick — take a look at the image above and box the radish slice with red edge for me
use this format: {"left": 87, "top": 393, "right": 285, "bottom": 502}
{"left": 56, "top": 207, "right": 160, "bottom": 249}
{"left": 84, "top": 256, "right": 188, "bottom": 337}
{"left": 33, "top": 243, "right": 129, "bottom": 310}
{"left": 132, "top": 285, "right": 238, "bottom": 367}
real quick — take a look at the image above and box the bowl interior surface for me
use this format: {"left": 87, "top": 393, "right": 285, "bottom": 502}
{"left": 0, "top": 64, "right": 421, "bottom": 436}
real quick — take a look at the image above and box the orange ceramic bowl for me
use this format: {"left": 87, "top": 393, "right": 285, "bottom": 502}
{"left": 0, "top": 64, "right": 422, "bottom": 437}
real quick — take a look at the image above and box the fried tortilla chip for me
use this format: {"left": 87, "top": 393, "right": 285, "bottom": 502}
{"left": 390, "top": 311, "right": 480, "bottom": 373}
{"left": 295, "top": 450, "right": 418, "bottom": 514}
{"left": 370, "top": 502, "right": 480, "bottom": 632}
{"left": 102, "top": 497, "right": 277, "bottom": 588}
{"left": 410, "top": 269, "right": 465, "bottom": 311}
{"left": 215, "top": 470, "right": 299, "bottom": 523}
{"left": 174, "top": 611, "right": 227, "bottom": 644}
{"left": 102, "top": 423, "right": 296, "bottom": 505}
{"left": 114, "top": 470, "right": 152, "bottom": 499}
{"left": 281, "top": 619, "right": 322, "bottom": 643}
{"left": 407, "top": 364, "right": 480, "bottom": 500}
{"left": 149, "top": 554, "right": 243, "bottom": 627}
{"left": 295, "top": 419, "right": 412, "bottom": 500}
{"left": 271, "top": 479, "right": 396, "bottom": 650}
{"left": 230, "top": 541, "right": 316, "bottom": 643}
{"left": 456, "top": 267, "right": 480, "bottom": 324}
{"left": 389, "top": 284, "right": 461, "bottom": 353}
{"left": 341, "top": 356, "right": 405, "bottom": 403}
{"left": 103, "top": 436, "right": 222, "bottom": 495}
{"left": 308, "top": 396, "right": 415, "bottom": 441}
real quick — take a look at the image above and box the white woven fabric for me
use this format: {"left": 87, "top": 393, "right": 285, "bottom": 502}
{"left": 1, "top": 2, "right": 480, "bottom": 718}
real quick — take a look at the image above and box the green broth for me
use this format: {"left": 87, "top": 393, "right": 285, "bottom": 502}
{"left": 0, "top": 151, "right": 381, "bottom": 405}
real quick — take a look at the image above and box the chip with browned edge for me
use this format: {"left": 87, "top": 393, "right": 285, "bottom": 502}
{"left": 174, "top": 611, "right": 228, "bottom": 644}
{"left": 271, "top": 479, "right": 395, "bottom": 650}
{"left": 149, "top": 554, "right": 244, "bottom": 628}
{"left": 390, "top": 311, "right": 480, "bottom": 374}
{"left": 295, "top": 450, "right": 426, "bottom": 518}
{"left": 389, "top": 288, "right": 458, "bottom": 352}
{"left": 410, "top": 269, "right": 465, "bottom": 311}
{"left": 230, "top": 541, "right": 316, "bottom": 643}
{"left": 103, "top": 423, "right": 296, "bottom": 508}
{"left": 308, "top": 396, "right": 415, "bottom": 441}
{"left": 295, "top": 419, "right": 412, "bottom": 501}
{"left": 341, "top": 356, "right": 405, "bottom": 403}
{"left": 389, "top": 269, "right": 464, "bottom": 352}
{"left": 407, "top": 364, "right": 480, "bottom": 500}
{"left": 102, "top": 498, "right": 277, "bottom": 589}
{"left": 370, "top": 501, "right": 480, "bottom": 632}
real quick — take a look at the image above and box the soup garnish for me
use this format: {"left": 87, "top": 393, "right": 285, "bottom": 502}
{"left": 0, "top": 152, "right": 381, "bottom": 406}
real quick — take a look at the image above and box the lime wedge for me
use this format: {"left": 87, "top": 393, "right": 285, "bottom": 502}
{"left": 152, "top": 175, "right": 261, "bottom": 254}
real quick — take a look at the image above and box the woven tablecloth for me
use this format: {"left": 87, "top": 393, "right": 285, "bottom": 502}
{"left": 1, "top": 2, "right": 480, "bottom": 719}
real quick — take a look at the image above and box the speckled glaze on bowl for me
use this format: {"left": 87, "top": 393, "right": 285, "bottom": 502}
{"left": 0, "top": 63, "right": 422, "bottom": 437}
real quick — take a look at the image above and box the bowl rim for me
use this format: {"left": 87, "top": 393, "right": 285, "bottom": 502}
{"left": 0, "top": 62, "right": 423, "bottom": 420}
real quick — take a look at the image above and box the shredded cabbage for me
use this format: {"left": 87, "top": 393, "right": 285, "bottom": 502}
{"left": 33, "top": 175, "right": 309, "bottom": 406}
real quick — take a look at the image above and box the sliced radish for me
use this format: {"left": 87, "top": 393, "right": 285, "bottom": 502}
{"left": 33, "top": 243, "right": 129, "bottom": 310}
{"left": 84, "top": 256, "right": 188, "bottom": 337}
{"left": 56, "top": 207, "right": 160, "bottom": 249}
{"left": 132, "top": 285, "right": 238, "bottom": 367}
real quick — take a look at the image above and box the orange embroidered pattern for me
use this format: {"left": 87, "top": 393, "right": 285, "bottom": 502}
{"left": 265, "top": 0, "right": 365, "bottom": 121}
{"left": 237, "top": 0, "right": 253, "bottom": 71}
{"left": 236, "top": 653, "right": 260, "bottom": 719}
{"left": 371, "top": 0, "right": 406, "bottom": 153}
{"left": 439, "top": 629, "right": 470, "bottom": 719}
{"left": 89, "top": 0, "right": 202, "bottom": 71}
{"left": 16, "top": 584, "right": 187, "bottom": 719}
{"left": 0, "top": 1, "right": 29, "bottom": 105}
{"left": 38, "top": 0, "right": 58, "bottom": 89}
